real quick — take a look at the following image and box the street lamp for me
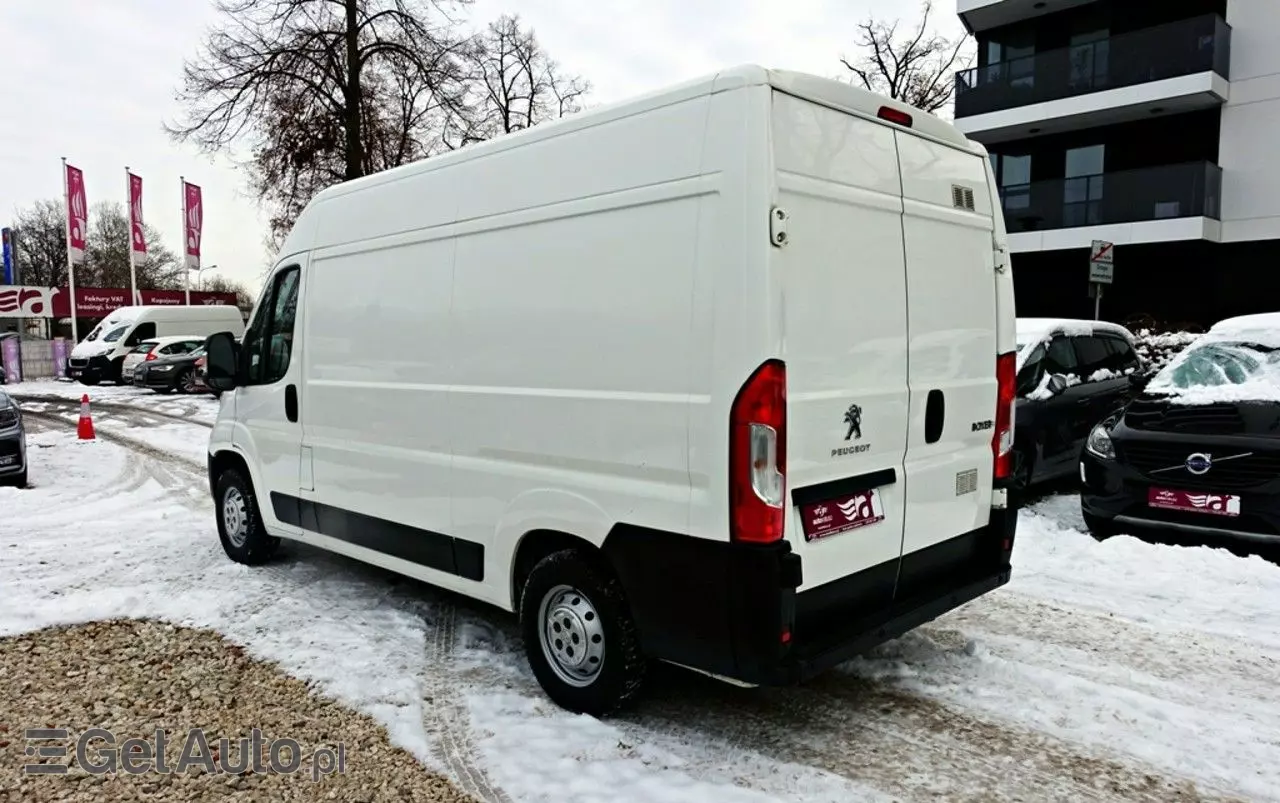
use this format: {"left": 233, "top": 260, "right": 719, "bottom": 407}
{"left": 190, "top": 264, "right": 219, "bottom": 291}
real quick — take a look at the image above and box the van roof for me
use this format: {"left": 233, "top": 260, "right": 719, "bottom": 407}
{"left": 281, "top": 65, "right": 981, "bottom": 257}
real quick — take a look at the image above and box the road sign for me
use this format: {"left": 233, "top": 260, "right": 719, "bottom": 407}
{"left": 1089, "top": 239, "right": 1114, "bottom": 285}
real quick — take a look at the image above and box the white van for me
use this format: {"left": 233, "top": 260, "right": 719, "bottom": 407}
{"left": 68, "top": 304, "right": 245, "bottom": 385}
{"left": 201, "top": 65, "right": 1019, "bottom": 715}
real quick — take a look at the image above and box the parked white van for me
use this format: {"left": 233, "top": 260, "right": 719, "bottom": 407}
{"left": 69, "top": 304, "right": 245, "bottom": 385}
{"left": 202, "top": 65, "right": 1019, "bottom": 715}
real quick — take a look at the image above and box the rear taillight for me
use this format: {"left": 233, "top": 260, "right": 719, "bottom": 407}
{"left": 729, "top": 360, "right": 787, "bottom": 543}
{"left": 877, "top": 106, "right": 913, "bottom": 128}
{"left": 993, "top": 351, "right": 1016, "bottom": 479}
{"left": 145, "top": 351, "right": 157, "bottom": 361}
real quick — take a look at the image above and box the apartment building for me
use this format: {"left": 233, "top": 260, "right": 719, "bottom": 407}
{"left": 954, "top": 0, "right": 1280, "bottom": 326}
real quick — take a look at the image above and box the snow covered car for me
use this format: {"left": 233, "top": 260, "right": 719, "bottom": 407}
{"left": 0, "top": 390, "right": 27, "bottom": 487}
{"left": 1011, "top": 318, "right": 1146, "bottom": 488}
{"left": 1081, "top": 313, "right": 1280, "bottom": 550}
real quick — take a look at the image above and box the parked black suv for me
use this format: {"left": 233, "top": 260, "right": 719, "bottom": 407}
{"left": 1081, "top": 314, "right": 1280, "bottom": 554}
{"left": 1012, "top": 319, "right": 1146, "bottom": 488}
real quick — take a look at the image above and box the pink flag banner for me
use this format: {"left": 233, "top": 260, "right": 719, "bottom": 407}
{"left": 66, "top": 164, "right": 88, "bottom": 263}
{"left": 129, "top": 172, "right": 147, "bottom": 259}
{"left": 184, "top": 181, "right": 203, "bottom": 269}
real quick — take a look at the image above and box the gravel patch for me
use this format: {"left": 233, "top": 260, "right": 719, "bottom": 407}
{"left": 0, "top": 619, "right": 475, "bottom": 802}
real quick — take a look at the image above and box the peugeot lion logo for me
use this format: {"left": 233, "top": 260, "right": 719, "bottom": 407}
{"left": 843, "top": 404, "right": 862, "bottom": 441}
{"left": 1185, "top": 453, "right": 1213, "bottom": 476}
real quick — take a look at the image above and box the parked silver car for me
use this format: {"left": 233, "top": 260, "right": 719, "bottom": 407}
{"left": 0, "top": 390, "right": 27, "bottom": 487}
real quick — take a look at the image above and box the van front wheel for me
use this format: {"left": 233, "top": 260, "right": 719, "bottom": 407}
{"left": 519, "top": 550, "right": 647, "bottom": 716}
{"left": 215, "top": 467, "right": 280, "bottom": 564}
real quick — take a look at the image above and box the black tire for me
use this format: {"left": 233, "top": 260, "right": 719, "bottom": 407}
{"left": 2, "top": 468, "right": 25, "bottom": 488}
{"left": 519, "top": 549, "right": 647, "bottom": 716}
{"left": 214, "top": 467, "right": 280, "bottom": 564}
{"left": 1082, "top": 509, "right": 1117, "bottom": 541}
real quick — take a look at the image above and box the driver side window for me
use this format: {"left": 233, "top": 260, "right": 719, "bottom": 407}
{"left": 243, "top": 266, "right": 301, "bottom": 386}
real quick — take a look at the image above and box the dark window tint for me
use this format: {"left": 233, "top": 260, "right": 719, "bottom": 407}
{"left": 1072, "top": 336, "right": 1112, "bottom": 378}
{"left": 245, "top": 266, "right": 300, "bottom": 386}
{"left": 1043, "top": 336, "right": 1079, "bottom": 376}
{"left": 1102, "top": 335, "right": 1141, "bottom": 373}
{"left": 1017, "top": 344, "right": 1046, "bottom": 396}
{"left": 124, "top": 322, "right": 157, "bottom": 346}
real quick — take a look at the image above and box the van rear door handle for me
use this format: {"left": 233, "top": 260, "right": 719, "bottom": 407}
{"left": 285, "top": 384, "right": 298, "bottom": 423}
{"left": 924, "top": 389, "right": 945, "bottom": 444}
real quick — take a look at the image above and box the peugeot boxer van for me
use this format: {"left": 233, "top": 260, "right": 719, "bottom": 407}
{"left": 69, "top": 304, "right": 245, "bottom": 385}
{"left": 201, "top": 65, "right": 1020, "bottom": 715}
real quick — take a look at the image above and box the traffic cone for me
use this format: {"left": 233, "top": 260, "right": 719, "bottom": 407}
{"left": 77, "top": 394, "right": 96, "bottom": 441}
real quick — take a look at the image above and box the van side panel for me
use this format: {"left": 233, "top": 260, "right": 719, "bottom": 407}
{"left": 769, "top": 91, "right": 912, "bottom": 595}
{"left": 894, "top": 132, "right": 1000, "bottom": 592}
{"left": 448, "top": 96, "right": 711, "bottom": 604}
{"left": 301, "top": 235, "right": 460, "bottom": 589}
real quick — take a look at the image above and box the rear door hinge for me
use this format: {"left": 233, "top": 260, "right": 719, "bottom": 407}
{"left": 770, "top": 206, "right": 789, "bottom": 248}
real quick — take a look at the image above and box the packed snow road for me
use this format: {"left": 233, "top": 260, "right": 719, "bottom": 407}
{"left": 3, "top": 389, "right": 1277, "bottom": 802}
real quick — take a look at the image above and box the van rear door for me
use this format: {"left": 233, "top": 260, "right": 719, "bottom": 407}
{"left": 769, "top": 92, "right": 910, "bottom": 606}
{"left": 893, "top": 131, "right": 1000, "bottom": 600}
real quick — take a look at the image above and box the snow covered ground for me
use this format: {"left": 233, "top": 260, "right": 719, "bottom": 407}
{"left": 3, "top": 389, "right": 1278, "bottom": 802}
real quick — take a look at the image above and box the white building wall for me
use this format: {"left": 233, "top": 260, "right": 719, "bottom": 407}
{"left": 1219, "top": 0, "right": 1280, "bottom": 243}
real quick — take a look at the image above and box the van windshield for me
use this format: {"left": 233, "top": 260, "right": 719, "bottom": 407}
{"left": 102, "top": 325, "right": 131, "bottom": 343}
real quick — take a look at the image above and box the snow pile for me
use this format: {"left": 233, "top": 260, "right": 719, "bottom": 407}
{"left": 1132, "top": 329, "right": 1201, "bottom": 372}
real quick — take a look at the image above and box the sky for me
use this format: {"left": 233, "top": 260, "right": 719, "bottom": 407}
{"left": 1, "top": 0, "right": 964, "bottom": 294}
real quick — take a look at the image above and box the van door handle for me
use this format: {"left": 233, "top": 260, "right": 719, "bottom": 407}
{"left": 285, "top": 384, "right": 298, "bottom": 423}
{"left": 924, "top": 389, "right": 945, "bottom": 444}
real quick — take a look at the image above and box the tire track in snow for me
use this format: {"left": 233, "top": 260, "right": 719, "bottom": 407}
{"left": 619, "top": 666, "right": 1237, "bottom": 803}
{"left": 20, "top": 409, "right": 209, "bottom": 513}
{"left": 411, "top": 599, "right": 513, "bottom": 803}
{"left": 14, "top": 394, "right": 214, "bottom": 429}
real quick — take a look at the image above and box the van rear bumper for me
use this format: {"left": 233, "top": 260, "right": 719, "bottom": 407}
{"left": 601, "top": 504, "right": 1016, "bottom": 687}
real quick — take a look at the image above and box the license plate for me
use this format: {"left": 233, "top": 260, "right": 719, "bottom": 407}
{"left": 0, "top": 455, "right": 15, "bottom": 467}
{"left": 1148, "top": 487, "right": 1241, "bottom": 517}
{"left": 68, "top": 368, "right": 81, "bottom": 377}
{"left": 800, "top": 488, "right": 887, "bottom": 542}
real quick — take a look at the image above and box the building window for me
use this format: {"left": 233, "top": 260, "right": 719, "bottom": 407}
{"left": 1063, "top": 145, "right": 1105, "bottom": 227}
{"left": 1068, "top": 29, "right": 1111, "bottom": 91}
{"left": 999, "top": 154, "right": 1033, "bottom": 213}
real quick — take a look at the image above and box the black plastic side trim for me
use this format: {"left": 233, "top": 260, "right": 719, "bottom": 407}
{"left": 270, "top": 492, "right": 484, "bottom": 581}
{"left": 791, "top": 468, "right": 897, "bottom": 507}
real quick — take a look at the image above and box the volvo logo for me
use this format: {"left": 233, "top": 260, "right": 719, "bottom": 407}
{"left": 1185, "top": 453, "right": 1213, "bottom": 475}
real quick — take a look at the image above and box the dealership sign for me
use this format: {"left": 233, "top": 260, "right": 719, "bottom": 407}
{"left": 0, "top": 285, "right": 238, "bottom": 319}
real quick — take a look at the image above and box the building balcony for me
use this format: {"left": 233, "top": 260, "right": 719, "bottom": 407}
{"left": 958, "top": 0, "right": 1096, "bottom": 34}
{"left": 1001, "top": 161, "right": 1223, "bottom": 252}
{"left": 955, "top": 15, "right": 1231, "bottom": 142}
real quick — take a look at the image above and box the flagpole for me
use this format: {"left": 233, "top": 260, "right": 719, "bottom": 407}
{"left": 62, "top": 157, "right": 79, "bottom": 344}
{"left": 182, "top": 175, "right": 191, "bottom": 305}
{"left": 126, "top": 166, "right": 139, "bottom": 305}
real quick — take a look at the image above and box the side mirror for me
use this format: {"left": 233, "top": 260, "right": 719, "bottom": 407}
{"left": 1047, "top": 373, "right": 1069, "bottom": 396}
{"left": 204, "top": 332, "right": 240, "bottom": 392}
{"left": 1129, "top": 370, "right": 1151, "bottom": 392}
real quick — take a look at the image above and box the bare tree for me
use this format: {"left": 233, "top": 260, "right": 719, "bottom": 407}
{"left": 168, "top": 0, "right": 472, "bottom": 241}
{"left": 840, "top": 0, "right": 971, "bottom": 114}
{"left": 442, "top": 14, "right": 589, "bottom": 148}
{"left": 83, "top": 202, "right": 183, "bottom": 291}
{"left": 11, "top": 200, "right": 68, "bottom": 288}
{"left": 201, "top": 274, "right": 258, "bottom": 310}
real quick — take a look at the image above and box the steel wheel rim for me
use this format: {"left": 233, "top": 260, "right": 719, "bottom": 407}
{"left": 222, "top": 487, "right": 249, "bottom": 547}
{"left": 538, "top": 584, "right": 606, "bottom": 687}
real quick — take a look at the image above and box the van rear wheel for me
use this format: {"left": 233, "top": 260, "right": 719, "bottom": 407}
{"left": 215, "top": 467, "right": 280, "bottom": 564}
{"left": 519, "top": 549, "right": 646, "bottom": 716}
